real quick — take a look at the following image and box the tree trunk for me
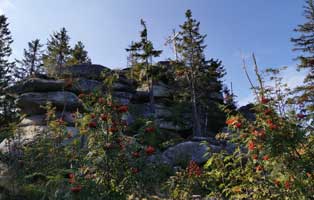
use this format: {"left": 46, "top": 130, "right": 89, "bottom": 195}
{"left": 191, "top": 76, "right": 202, "bottom": 137}
{"left": 148, "top": 65, "right": 155, "bottom": 117}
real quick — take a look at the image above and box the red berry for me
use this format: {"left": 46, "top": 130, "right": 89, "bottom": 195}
{"left": 70, "top": 185, "right": 82, "bottom": 193}
{"left": 90, "top": 113, "right": 96, "bottom": 119}
{"left": 235, "top": 122, "right": 242, "bottom": 128}
{"left": 255, "top": 165, "right": 263, "bottom": 172}
{"left": 145, "top": 126, "right": 155, "bottom": 133}
{"left": 117, "top": 105, "right": 128, "bottom": 113}
{"left": 248, "top": 141, "right": 255, "bottom": 151}
{"left": 132, "top": 152, "right": 140, "bottom": 158}
{"left": 88, "top": 121, "right": 97, "bottom": 128}
{"left": 261, "top": 97, "right": 269, "bottom": 104}
{"left": 262, "top": 155, "right": 269, "bottom": 161}
{"left": 284, "top": 181, "right": 291, "bottom": 190}
{"left": 109, "top": 127, "right": 118, "bottom": 133}
{"left": 100, "top": 114, "right": 108, "bottom": 121}
{"left": 264, "top": 109, "right": 272, "bottom": 115}
{"left": 131, "top": 167, "right": 139, "bottom": 174}
{"left": 98, "top": 97, "right": 105, "bottom": 104}
{"left": 145, "top": 146, "right": 155, "bottom": 155}
{"left": 297, "top": 113, "right": 306, "bottom": 119}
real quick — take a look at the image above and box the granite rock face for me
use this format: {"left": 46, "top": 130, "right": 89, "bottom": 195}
{"left": 16, "top": 91, "right": 83, "bottom": 115}
{"left": 3, "top": 63, "right": 228, "bottom": 171}
{"left": 59, "top": 64, "right": 110, "bottom": 80}
{"left": 5, "top": 78, "right": 65, "bottom": 95}
{"left": 0, "top": 126, "right": 79, "bottom": 153}
{"left": 19, "top": 112, "right": 75, "bottom": 127}
{"left": 70, "top": 78, "right": 103, "bottom": 94}
{"left": 159, "top": 141, "right": 222, "bottom": 166}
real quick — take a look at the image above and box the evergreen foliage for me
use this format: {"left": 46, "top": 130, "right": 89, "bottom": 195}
{"left": 126, "top": 19, "right": 162, "bottom": 115}
{"left": 68, "top": 41, "right": 91, "bottom": 65}
{"left": 0, "top": 15, "right": 17, "bottom": 125}
{"left": 175, "top": 10, "right": 226, "bottom": 136}
{"left": 291, "top": 0, "right": 314, "bottom": 113}
{"left": 15, "top": 39, "right": 44, "bottom": 79}
{"left": 43, "top": 27, "right": 71, "bottom": 75}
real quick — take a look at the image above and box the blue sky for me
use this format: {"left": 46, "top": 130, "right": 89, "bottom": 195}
{"left": 0, "top": 0, "right": 307, "bottom": 105}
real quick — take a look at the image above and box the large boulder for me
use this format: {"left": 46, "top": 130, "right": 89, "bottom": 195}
{"left": 0, "top": 126, "right": 79, "bottom": 154}
{"left": 136, "top": 82, "right": 172, "bottom": 98}
{"left": 112, "top": 82, "right": 134, "bottom": 92}
{"left": 131, "top": 91, "right": 150, "bottom": 103}
{"left": 113, "top": 91, "right": 134, "bottom": 105}
{"left": 238, "top": 103, "right": 256, "bottom": 121}
{"left": 5, "top": 78, "right": 104, "bottom": 96}
{"left": 16, "top": 91, "right": 83, "bottom": 115}
{"left": 158, "top": 120, "right": 192, "bottom": 132}
{"left": 155, "top": 104, "right": 172, "bottom": 118}
{"left": 5, "top": 78, "right": 65, "bottom": 96}
{"left": 19, "top": 112, "right": 75, "bottom": 127}
{"left": 70, "top": 78, "right": 103, "bottom": 94}
{"left": 59, "top": 64, "right": 110, "bottom": 80}
{"left": 160, "top": 141, "right": 222, "bottom": 166}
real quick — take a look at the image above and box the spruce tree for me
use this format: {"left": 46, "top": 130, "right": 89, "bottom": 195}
{"left": 175, "top": 10, "right": 208, "bottom": 137}
{"left": 15, "top": 39, "right": 44, "bottom": 79}
{"left": 43, "top": 27, "right": 71, "bottom": 75}
{"left": 0, "top": 15, "right": 16, "bottom": 124}
{"left": 126, "top": 19, "right": 162, "bottom": 115}
{"left": 68, "top": 41, "right": 91, "bottom": 65}
{"left": 291, "top": 0, "right": 314, "bottom": 113}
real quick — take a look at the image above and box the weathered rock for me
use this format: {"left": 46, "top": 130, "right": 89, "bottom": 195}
{"left": 16, "top": 91, "right": 83, "bottom": 115}
{"left": 70, "top": 79, "right": 103, "bottom": 94}
{"left": 128, "top": 103, "right": 151, "bottom": 119}
{"left": 160, "top": 141, "right": 222, "bottom": 166}
{"left": 136, "top": 82, "right": 172, "bottom": 98}
{"left": 5, "top": 78, "right": 64, "bottom": 96}
{"left": 19, "top": 112, "right": 75, "bottom": 127}
{"left": 112, "top": 82, "right": 133, "bottom": 92}
{"left": 155, "top": 104, "right": 172, "bottom": 118}
{"left": 59, "top": 64, "right": 110, "bottom": 80}
{"left": 5, "top": 77, "right": 104, "bottom": 96}
{"left": 158, "top": 120, "right": 192, "bottom": 131}
{"left": 238, "top": 103, "right": 256, "bottom": 121}
{"left": 113, "top": 91, "right": 134, "bottom": 105}
{"left": 131, "top": 91, "right": 150, "bottom": 103}
{"left": 0, "top": 126, "right": 79, "bottom": 154}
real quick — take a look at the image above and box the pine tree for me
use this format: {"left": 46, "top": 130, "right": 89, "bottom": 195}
{"left": 126, "top": 19, "right": 162, "bottom": 115}
{"left": 175, "top": 10, "right": 208, "bottom": 137}
{"left": 198, "top": 59, "right": 226, "bottom": 134}
{"left": 291, "top": 0, "right": 314, "bottom": 113}
{"left": 43, "top": 27, "right": 71, "bottom": 76}
{"left": 68, "top": 41, "right": 91, "bottom": 65}
{"left": 15, "top": 39, "right": 44, "bottom": 79}
{"left": 0, "top": 15, "right": 16, "bottom": 124}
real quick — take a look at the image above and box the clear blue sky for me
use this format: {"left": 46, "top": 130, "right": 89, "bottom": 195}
{"left": 0, "top": 0, "right": 307, "bottom": 105}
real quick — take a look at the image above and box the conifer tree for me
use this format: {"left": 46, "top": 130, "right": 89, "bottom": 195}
{"left": 43, "top": 27, "right": 71, "bottom": 75}
{"left": 15, "top": 39, "right": 44, "bottom": 79}
{"left": 291, "top": 0, "right": 314, "bottom": 113}
{"left": 68, "top": 41, "right": 91, "bottom": 65}
{"left": 126, "top": 19, "right": 162, "bottom": 115}
{"left": 0, "top": 15, "right": 16, "bottom": 124}
{"left": 175, "top": 10, "right": 208, "bottom": 137}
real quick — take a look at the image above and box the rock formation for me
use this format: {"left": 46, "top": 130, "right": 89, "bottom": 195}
{"left": 1, "top": 62, "right": 230, "bottom": 166}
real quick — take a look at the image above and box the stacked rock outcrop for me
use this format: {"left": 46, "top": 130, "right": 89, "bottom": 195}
{"left": 0, "top": 64, "right": 109, "bottom": 153}
{"left": 1, "top": 62, "right": 230, "bottom": 166}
